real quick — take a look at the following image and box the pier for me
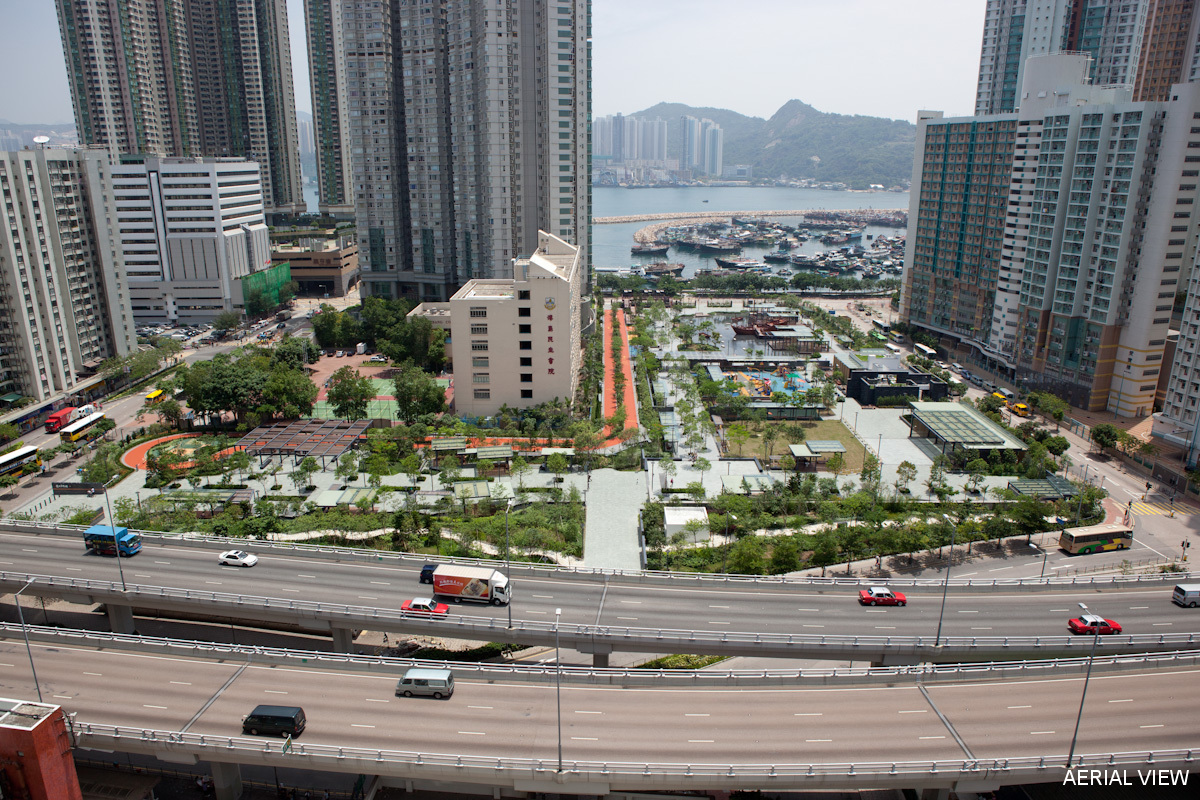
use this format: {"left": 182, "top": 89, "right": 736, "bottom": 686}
{"left": 596, "top": 208, "right": 907, "bottom": 243}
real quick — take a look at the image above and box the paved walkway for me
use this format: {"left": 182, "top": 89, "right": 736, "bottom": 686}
{"left": 120, "top": 433, "right": 198, "bottom": 470}
{"left": 581, "top": 468, "right": 646, "bottom": 570}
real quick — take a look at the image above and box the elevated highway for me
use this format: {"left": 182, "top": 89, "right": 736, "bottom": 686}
{"left": 2, "top": 523, "right": 1197, "bottom": 664}
{"left": 1, "top": 628, "right": 1196, "bottom": 796}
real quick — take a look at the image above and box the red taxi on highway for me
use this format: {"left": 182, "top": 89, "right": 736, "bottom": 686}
{"left": 858, "top": 586, "right": 907, "bottom": 606}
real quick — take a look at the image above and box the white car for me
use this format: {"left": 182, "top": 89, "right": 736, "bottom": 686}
{"left": 218, "top": 550, "right": 258, "bottom": 567}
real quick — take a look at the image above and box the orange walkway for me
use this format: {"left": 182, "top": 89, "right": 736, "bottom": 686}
{"left": 600, "top": 307, "right": 640, "bottom": 446}
{"left": 121, "top": 433, "right": 198, "bottom": 470}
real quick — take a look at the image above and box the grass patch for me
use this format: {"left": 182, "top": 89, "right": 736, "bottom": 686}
{"left": 634, "top": 653, "right": 730, "bottom": 670}
{"left": 406, "top": 641, "right": 522, "bottom": 662}
{"left": 724, "top": 419, "right": 866, "bottom": 473}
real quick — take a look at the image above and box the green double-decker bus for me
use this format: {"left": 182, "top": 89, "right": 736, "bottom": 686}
{"left": 1058, "top": 523, "right": 1133, "bottom": 555}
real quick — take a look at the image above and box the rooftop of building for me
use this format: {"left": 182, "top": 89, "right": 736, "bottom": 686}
{"left": 514, "top": 230, "right": 579, "bottom": 281}
{"left": 455, "top": 281, "right": 517, "bottom": 300}
{"left": 0, "top": 697, "right": 57, "bottom": 730}
{"left": 272, "top": 236, "right": 355, "bottom": 255}
{"left": 835, "top": 352, "right": 907, "bottom": 372}
{"left": 408, "top": 302, "right": 452, "bottom": 319}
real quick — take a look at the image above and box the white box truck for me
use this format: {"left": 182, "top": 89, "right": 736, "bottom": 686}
{"left": 355, "top": 342, "right": 367, "bottom": 355}
{"left": 430, "top": 565, "right": 510, "bottom": 605}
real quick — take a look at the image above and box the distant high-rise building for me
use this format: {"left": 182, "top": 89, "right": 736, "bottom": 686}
{"left": 1133, "top": 0, "right": 1200, "bottom": 101}
{"left": 54, "top": 0, "right": 304, "bottom": 217}
{"left": 106, "top": 156, "right": 273, "bottom": 324}
{"left": 905, "top": 54, "right": 1200, "bottom": 416}
{"left": 343, "top": 0, "right": 591, "bottom": 303}
{"left": 975, "top": 0, "right": 1149, "bottom": 114}
{"left": 297, "top": 119, "right": 315, "bottom": 157}
{"left": 681, "top": 116, "right": 723, "bottom": 175}
{"left": 592, "top": 115, "right": 668, "bottom": 165}
{"left": 303, "top": 0, "right": 354, "bottom": 217}
{"left": 703, "top": 126, "right": 724, "bottom": 177}
{"left": 0, "top": 148, "right": 137, "bottom": 403}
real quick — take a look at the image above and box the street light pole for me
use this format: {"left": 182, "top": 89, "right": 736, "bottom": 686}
{"left": 554, "top": 607, "right": 563, "bottom": 773}
{"left": 1066, "top": 602, "right": 1102, "bottom": 770}
{"left": 14, "top": 581, "right": 42, "bottom": 702}
{"left": 505, "top": 499, "right": 515, "bottom": 629}
{"left": 1029, "top": 542, "right": 1048, "bottom": 579}
{"left": 934, "top": 516, "right": 958, "bottom": 647}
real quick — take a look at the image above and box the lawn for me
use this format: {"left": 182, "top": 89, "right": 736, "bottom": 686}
{"left": 724, "top": 418, "right": 866, "bottom": 473}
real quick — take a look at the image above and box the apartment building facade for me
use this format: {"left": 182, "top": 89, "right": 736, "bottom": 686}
{"left": 905, "top": 54, "right": 1200, "bottom": 415}
{"left": 303, "top": 0, "right": 354, "bottom": 217}
{"left": 409, "top": 231, "right": 583, "bottom": 417}
{"left": 105, "top": 156, "right": 272, "bottom": 324}
{"left": 55, "top": 0, "right": 304, "bottom": 217}
{"left": 0, "top": 149, "right": 137, "bottom": 403}
{"left": 342, "top": 0, "right": 591, "bottom": 304}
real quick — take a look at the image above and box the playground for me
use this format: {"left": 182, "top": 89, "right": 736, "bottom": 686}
{"left": 725, "top": 367, "right": 812, "bottom": 399}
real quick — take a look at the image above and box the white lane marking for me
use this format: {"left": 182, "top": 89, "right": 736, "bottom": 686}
{"left": 988, "top": 566, "right": 1013, "bottom": 572}
{"left": 796, "top": 607, "right": 820, "bottom": 612}
{"left": 1108, "top": 699, "right": 1133, "bottom": 703}
{"left": 864, "top": 610, "right": 888, "bottom": 614}
{"left": 1152, "top": 623, "right": 1173, "bottom": 626}
{"left": 957, "top": 572, "right": 978, "bottom": 577}
{"left": 527, "top": 610, "right": 548, "bottom": 615}
{"left": 0, "top": 561, "right": 11, "bottom": 565}
{"left": 574, "top": 710, "right": 602, "bottom": 715}
{"left": 919, "top": 736, "right": 946, "bottom": 740}
{"left": 144, "top": 704, "right": 168, "bottom": 709}
{"left": 1030, "top": 731, "right": 1056, "bottom": 735}
{"left": 685, "top": 713, "right": 710, "bottom": 717}
{"left": 468, "top": 706, "right": 493, "bottom": 710}
{"left": 204, "top": 581, "right": 222, "bottom": 585}
{"left": 458, "top": 731, "right": 486, "bottom": 736}
{"left": 280, "top": 588, "right": 300, "bottom": 593}
{"left": 532, "top": 594, "right": 554, "bottom": 599}
{"left": 1008, "top": 705, "right": 1032, "bottom": 709}
{"left": 66, "top": 567, "right": 82, "bottom": 572}
{"left": 21, "top": 548, "right": 37, "bottom": 552}
{"left": 0, "top": 663, "right": 14, "bottom": 668}
{"left": 806, "top": 739, "right": 832, "bottom": 742}
{"left": 970, "top": 627, "right": 994, "bottom": 630}
{"left": 617, "top": 616, "right": 638, "bottom": 620}
{"left": 1140, "top": 724, "right": 1165, "bottom": 729}
{"left": 709, "top": 621, "right": 730, "bottom": 626}
{"left": 572, "top": 736, "right": 599, "bottom": 740}
{"left": 1048, "top": 609, "right": 1069, "bottom": 613}
{"left": 365, "top": 699, "right": 389, "bottom": 703}
{"left": 956, "top": 610, "right": 979, "bottom": 614}
{"left": 619, "top": 600, "right": 642, "bottom": 604}
{"left": 53, "top": 695, "right": 72, "bottom": 700}
{"left": 875, "top": 626, "right": 896, "bottom": 630}
{"left": 298, "top": 574, "right": 316, "bottom": 579}
{"left": 135, "top": 573, "right": 153, "bottom": 578}
{"left": 170, "top": 681, "right": 192, "bottom": 686}
{"left": 154, "top": 561, "right": 171, "bottom": 565}
{"left": 358, "top": 596, "right": 378, "bottom": 600}
{"left": 265, "top": 690, "right": 288, "bottom": 694}
{"left": 1129, "top": 606, "right": 1149, "bottom": 610}
{"left": 898, "top": 710, "right": 928, "bottom": 714}
{"left": 794, "top": 713, "right": 822, "bottom": 717}
{"left": 370, "top": 581, "right": 389, "bottom": 586}
{"left": 709, "top": 605, "right": 730, "bottom": 609}
{"left": 83, "top": 672, "right": 102, "bottom": 676}
{"left": 351, "top": 724, "right": 376, "bottom": 728}
{"left": 688, "top": 739, "right": 714, "bottom": 743}
{"left": 802, "top": 624, "right": 825, "bottom": 628}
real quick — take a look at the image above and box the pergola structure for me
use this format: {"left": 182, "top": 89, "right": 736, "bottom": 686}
{"left": 907, "top": 401, "right": 1027, "bottom": 457}
{"left": 243, "top": 419, "right": 371, "bottom": 467}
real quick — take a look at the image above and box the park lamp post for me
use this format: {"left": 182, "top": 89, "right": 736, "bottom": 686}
{"left": 1029, "top": 542, "right": 1048, "bottom": 579}
{"left": 1066, "top": 602, "right": 1102, "bottom": 770}
{"left": 14, "top": 580, "right": 42, "bottom": 702}
{"left": 505, "top": 498, "right": 515, "bottom": 629}
{"left": 89, "top": 486, "right": 127, "bottom": 591}
{"left": 934, "top": 514, "right": 958, "bottom": 647}
{"left": 554, "top": 607, "right": 563, "bottom": 773}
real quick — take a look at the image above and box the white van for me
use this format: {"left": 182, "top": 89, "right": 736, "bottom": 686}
{"left": 396, "top": 668, "right": 454, "bottom": 699}
{"left": 1172, "top": 583, "right": 1200, "bottom": 608}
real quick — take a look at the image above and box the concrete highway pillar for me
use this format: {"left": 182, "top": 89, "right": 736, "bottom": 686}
{"left": 592, "top": 652, "right": 610, "bottom": 669}
{"left": 104, "top": 603, "right": 135, "bottom": 634}
{"left": 331, "top": 627, "right": 355, "bottom": 653}
{"left": 210, "top": 761, "right": 243, "bottom": 800}
{"left": 919, "top": 789, "right": 949, "bottom": 800}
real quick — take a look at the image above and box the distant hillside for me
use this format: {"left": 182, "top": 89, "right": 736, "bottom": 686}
{"left": 632, "top": 100, "right": 915, "bottom": 188}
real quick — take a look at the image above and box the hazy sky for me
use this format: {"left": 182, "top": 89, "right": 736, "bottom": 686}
{"left": 1, "top": 0, "right": 984, "bottom": 126}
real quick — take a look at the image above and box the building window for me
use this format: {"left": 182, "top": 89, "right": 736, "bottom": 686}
{"left": 519, "top": 341, "right": 532, "bottom": 350}
{"left": 473, "top": 373, "right": 490, "bottom": 384}
{"left": 470, "top": 324, "right": 488, "bottom": 334}
{"left": 472, "top": 357, "right": 489, "bottom": 368}
{"left": 519, "top": 324, "right": 531, "bottom": 334}
{"left": 471, "top": 340, "right": 488, "bottom": 351}
{"left": 518, "top": 307, "right": 531, "bottom": 317}
{"left": 520, "top": 357, "right": 532, "bottom": 367}
{"left": 521, "top": 389, "right": 533, "bottom": 399}
{"left": 521, "top": 373, "right": 533, "bottom": 383}
{"left": 474, "top": 389, "right": 490, "bottom": 400}
{"left": 518, "top": 290, "right": 530, "bottom": 300}
{"left": 469, "top": 306, "right": 487, "bottom": 318}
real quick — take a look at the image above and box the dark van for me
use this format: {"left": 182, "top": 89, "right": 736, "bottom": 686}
{"left": 420, "top": 563, "right": 438, "bottom": 584}
{"left": 242, "top": 705, "right": 306, "bottom": 737}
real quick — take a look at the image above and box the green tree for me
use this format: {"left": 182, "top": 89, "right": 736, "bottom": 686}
{"left": 510, "top": 455, "right": 530, "bottom": 488}
{"left": 327, "top": 366, "right": 376, "bottom": 421}
{"left": 400, "top": 453, "right": 423, "bottom": 494}
{"left": 335, "top": 451, "right": 359, "bottom": 487}
{"left": 363, "top": 453, "right": 389, "bottom": 490}
{"left": 546, "top": 453, "right": 570, "bottom": 482}
{"left": 1090, "top": 423, "right": 1120, "bottom": 454}
{"left": 155, "top": 399, "right": 184, "bottom": 429}
{"left": 258, "top": 367, "right": 319, "bottom": 419}
{"left": 726, "top": 423, "right": 752, "bottom": 457}
{"left": 769, "top": 536, "right": 801, "bottom": 574}
{"left": 213, "top": 310, "right": 242, "bottom": 332}
{"left": 294, "top": 456, "right": 319, "bottom": 491}
{"left": 761, "top": 426, "right": 780, "bottom": 463}
{"left": 826, "top": 452, "right": 846, "bottom": 477}
{"left": 727, "top": 536, "right": 765, "bottom": 575}
{"left": 0, "top": 423, "right": 20, "bottom": 444}
{"left": 895, "top": 460, "right": 917, "bottom": 494}
{"left": 440, "top": 455, "right": 462, "bottom": 489}
{"left": 392, "top": 364, "right": 447, "bottom": 423}
{"left": 966, "top": 458, "right": 988, "bottom": 494}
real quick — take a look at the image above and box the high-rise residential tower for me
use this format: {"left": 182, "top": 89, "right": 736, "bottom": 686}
{"left": 905, "top": 54, "right": 1200, "bottom": 416}
{"left": 0, "top": 149, "right": 137, "bottom": 403}
{"left": 303, "top": 0, "right": 354, "bottom": 218}
{"left": 975, "top": 1, "right": 1150, "bottom": 114}
{"left": 342, "top": 0, "right": 591, "bottom": 304}
{"left": 1133, "top": 0, "right": 1200, "bottom": 101}
{"left": 54, "top": 0, "right": 305, "bottom": 217}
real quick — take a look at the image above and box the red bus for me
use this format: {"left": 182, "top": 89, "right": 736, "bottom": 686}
{"left": 45, "top": 407, "right": 76, "bottom": 433}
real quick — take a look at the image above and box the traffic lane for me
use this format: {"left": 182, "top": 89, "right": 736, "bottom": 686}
{"left": 0, "top": 640, "right": 237, "bottom": 731}
{"left": 933, "top": 667, "right": 1200, "bottom": 759}
{"left": 590, "top": 582, "right": 1185, "bottom": 638}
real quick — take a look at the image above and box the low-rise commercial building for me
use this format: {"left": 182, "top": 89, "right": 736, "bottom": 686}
{"left": 409, "top": 231, "right": 583, "bottom": 417}
{"left": 270, "top": 236, "right": 359, "bottom": 297}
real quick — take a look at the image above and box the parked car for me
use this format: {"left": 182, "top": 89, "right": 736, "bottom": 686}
{"left": 334, "top": 350, "right": 345, "bottom": 357}
{"left": 1068, "top": 613, "right": 1122, "bottom": 635}
{"left": 218, "top": 550, "right": 259, "bottom": 568}
{"left": 368, "top": 355, "right": 388, "bottom": 363}
{"left": 952, "top": 363, "right": 964, "bottom": 372}
{"left": 858, "top": 586, "right": 907, "bottom": 606}
{"left": 401, "top": 597, "right": 449, "bottom": 616}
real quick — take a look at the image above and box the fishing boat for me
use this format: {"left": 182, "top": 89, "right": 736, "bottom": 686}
{"left": 643, "top": 262, "right": 685, "bottom": 278}
{"left": 696, "top": 238, "right": 742, "bottom": 254}
{"left": 631, "top": 242, "right": 670, "bottom": 256}
{"left": 762, "top": 251, "right": 791, "bottom": 263}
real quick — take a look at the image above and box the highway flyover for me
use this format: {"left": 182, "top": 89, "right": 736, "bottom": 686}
{"left": 1, "top": 627, "right": 1197, "bottom": 797}
{"left": 2, "top": 524, "right": 1198, "bottom": 664}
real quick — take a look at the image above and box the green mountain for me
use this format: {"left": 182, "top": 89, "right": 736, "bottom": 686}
{"left": 631, "top": 100, "right": 915, "bottom": 189}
